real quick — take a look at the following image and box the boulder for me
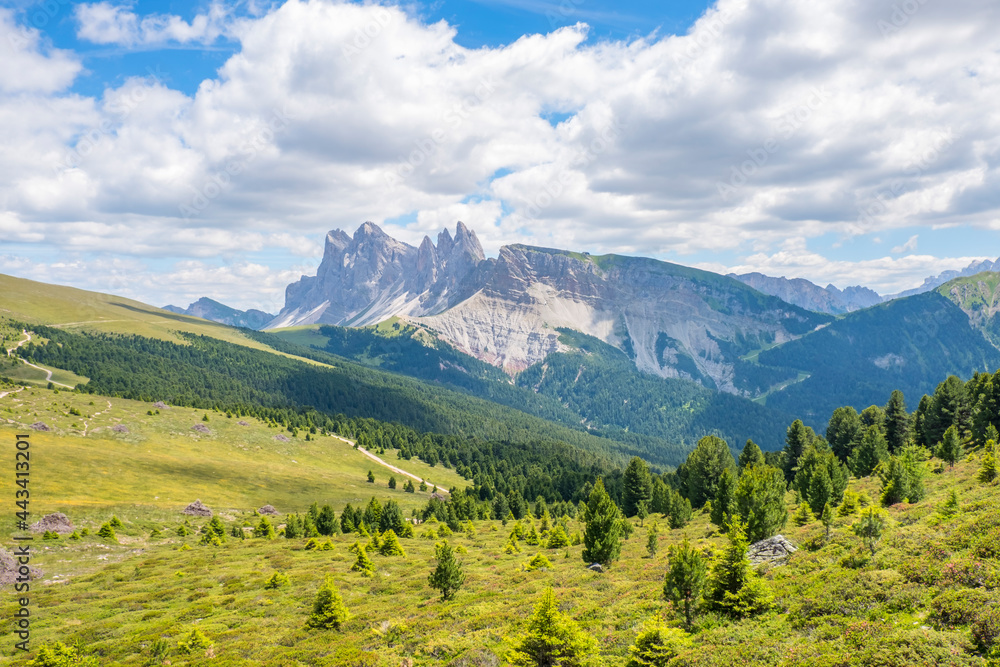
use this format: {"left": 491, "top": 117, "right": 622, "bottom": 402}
{"left": 258, "top": 505, "right": 279, "bottom": 516}
{"left": 747, "top": 534, "right": 797, "bottom": 566}
{"left": 191, "top": 424, "right": 211, "bottom": 434}
{"left": 152, "top": 402, "right": 170, "bottom": 409}
{"left": 183, "top": 500, "right": 212, "bottom": 517}
{"left": 112, "top": 424, "right": 129, "bottom": 433}
{"left": 30, "top": 422, "right": 50, "bottom": 431}
{"left": 587, "top": 563, "right": 605, "bottom": 573}
{"left": 30, "top": 512, "right": 74, "bottom": 534}
{"left": 0, "top": 548, "right": 41, "bottom": 585}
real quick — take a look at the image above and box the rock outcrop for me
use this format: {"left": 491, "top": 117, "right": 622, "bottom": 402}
{"left": 747, "top": 535, "right": 797, "bottom": 566}
{"left": 183, "top": 500, "right": 212, "bottom": 517}
{"left": 30, "top": 513, "right": 74, "bottom": 534}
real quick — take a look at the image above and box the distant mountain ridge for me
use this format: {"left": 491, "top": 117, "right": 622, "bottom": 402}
{"left": 729, "top": 272, "right": 882, "bottom": 314}
{"left": 270, "top": 222, "right": 831, "bottom": 396}
{"left": 163, "top": 297, "right": 274, "bottom": 330}
{"left": 889, "top": 257, "right": 1000, "bottom": 299}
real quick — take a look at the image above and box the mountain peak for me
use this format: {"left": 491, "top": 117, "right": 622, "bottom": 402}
{"left": 354, "top": 221, "right": 387, "bottom": 239}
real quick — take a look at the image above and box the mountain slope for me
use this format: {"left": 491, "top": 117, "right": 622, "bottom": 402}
{"left": 272, "top": 223, "right": 832, "bottom": 395}
{"left": 163, "top": 297, "right": 274, "bottom": 329}
{"left": 889, "top": 256, "right": 1000, "bottom": 299}
{"left": 937, "top": 271, "right": 1000, "bottom": 347}
{"left": 757, "top": 290, "right": 1000, "bottom": 423}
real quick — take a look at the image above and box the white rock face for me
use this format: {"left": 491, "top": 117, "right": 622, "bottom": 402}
{"left": 270, "top": 223, "right": 829, "bottom": 394}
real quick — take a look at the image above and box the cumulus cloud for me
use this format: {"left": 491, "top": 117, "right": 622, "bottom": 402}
{"left": 892, "top": 234, "right": 918, "bottom": 254}
{"left": 75, "top": 2, "right": 233, "bottom": 47}
{"left": 2, "top": 0, "right": 1000, "bottom": 304}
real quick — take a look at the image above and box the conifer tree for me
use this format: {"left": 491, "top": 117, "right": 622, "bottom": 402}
{"left": 979, "top": 440, "right": 998, "bottom": 483}
{"left": 428, "top": 541, "right": 465, "bottom": 600}
{"left": 305, "top": 576, "right": 350, "bottom": 630}
{"left": 879, "top": 445, "right": 926, "bottom": 505}
{"left": 646, "top": 523, "right": 659, "bottom": 558}
{"left": 623, "top": 456, "right": 653, "bottom": 517}
{"left": 351, "top": 544, "right": 376, "bottom": 577}
{"left": 678, "top": 436, "right": 737, "bottom": 508}
{"left": 253, "top": 516, "right": 276, "bottom": 539}
{"left": 738, "top": 439, "right": 765, "bottom": 470}
{"left": 378, "top": 530, "right": 406, "bottom": 557}
{"left": 388, "top": 476, "right": 397, "bottom": 489}
{"left": 792, "top": 502, "right": 813, "bottom": 526}
{"left": 97, "top": 522, "right": 117, "bottom": 541}
{"left": 626, "top": 617, "right": 692, "bottom": 667}
{"left": 826, "top": 406, "right": 863, "bottom": 461}
{"left": 366, "top": 470, "right": 375, "bottom": 483}
{"left": 316, "top": 505, "right": 337, "bottom": 535}
{"left": 938, "top": 425, "right": 963, "bottom": 468}
{"left": 582, "top": 479, "right": 625, "bottom": 567}
{"left": 704, "top": 520, "right": 773, "bottom": 618}
{"left": 850, "top": 426, "right": 890, "bottom": 477}
{"left": 884, "top": 389, "right": 910, "bottom": 453}
{"left": 733, "top": 464, "right": 787, "bottom": 543}
{"left": 710, "top": 468, "right": 736, "bottom": 528}
{"left": 546, "top": 524, "right": 571, "bottom": 549}
{"left": 283, "top": 514, "right": 301, "bottom": 539}
{"left": 853, "top": 506, "right": 888, "bottom": 555}
{"left": 667, "top": 490, "right": 692, "bottom": 530}
{"left": 508, "top": 588, "right": 597, "bottom": 667}
{"left": 663, "top": 539, "right": 707, "bottom": 629}
{"left": 783, "top": 420, "right": 817, "bottom": 482}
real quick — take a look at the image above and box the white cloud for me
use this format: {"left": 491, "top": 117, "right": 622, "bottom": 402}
{"left": 891, "top": 234, "right": 918, "bottom": 254}
{"left": 2, "top": 0, "right": 1000, "bottom": 306}
{"left": 75, "top": 2, "right": 233, "bottom": 47}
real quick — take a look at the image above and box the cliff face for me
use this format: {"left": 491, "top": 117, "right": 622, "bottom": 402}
{"left": 270, "top": 223, "right": 831, "bottom": 394}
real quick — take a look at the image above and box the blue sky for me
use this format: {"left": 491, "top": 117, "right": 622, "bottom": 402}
{"left": 1, "top": 0, "right": 998, "bottom": 310}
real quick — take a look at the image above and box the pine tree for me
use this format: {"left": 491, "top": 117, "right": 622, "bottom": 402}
{"left": 428, "top": 541, "right": 465, "bottom": 601}
{"left": 650, "top": 479, "right": 671, "bottom": 515}
{"left": 733, "top": 464, "right": 787, "bottom": 543}
{"left": 378, "top": 530, "right": 406, "bottom": 557}
{"left": 366, "top": 470, "right": 375, "bottom": 483}
{"left": 879, "top": 445, "right": 926, "bottom": 505}
{"left": 508, "top": 588, "right": 597, "bottom": 667}
{"left": 710, "top": 468, "right": 736, "bottom": 527}
{"left": 305, "top": 576, "right": 350, "bottom": 630}
{"left": 738, "top": 439, "right": 765, "bottom": 470}
{"left": 199, "top": 516, "right": 227, "bottom": 546}
{"left": 783, "top": 420, "right": 817, "bottom": 482}
{"left": 678, "top": 436, "right": 737, "bottom": 508}
{"left": 646, "top": 523, "right": 659, "bottom": 558}
{"left": 582, "top": 479, "right": 625, "bottom": 567}
{"left": 663, "top": 539, "right": 707, "bottom": 629}
{"left": 404, "top": 479, "right": 415, "bottom": 493}
{"left": 351, "top": 544, "right": 376, "bottom": 577}
{"left": 979, "top": 440, "right": 999, "bottom": 483}
{"left": 704, "top": 520, "right": 773, "bottom": 618}
{"left": 97, "top": 522, "right": 117, "bottom": 541}
{"left": 938, "top": 425, "right": 964, "bottom": 468}
{"left": 853, "top": 506, "right": 888, "bottom": 555}
{"left": 884, "top": 389, "right": 910, "bottom": 453}
{"left": 940, "top": 490, "right": 960, "bottom": 517}
{"left": 283, "top": 514, "right": 301, "bottom": 539}
{"left": 546, "top": 524, "right": 571, "bottom": 549}
{"left": 826, "top": 406, "right": 863, "bottom": 461}
{"left": 667, "top": 490, "right": 692, "bottom": 530}
{"left": 626, "top": 617, "right": 692, "bottom": 667}
{"left": 316, "top": 505, "right": 337, "bottom": 535}
{"left": 388, "top": 475, "right": 397, "bottom": 489}
{"left": 850, "top": 426, "right": 889, "bottom": 477}
{"left": 493, "top": 493, "right": 510, "bottom": 521}
{"left": 253, "top": 516, "right": 276, "bottom": 539}
{"left": 623, "top": 456, "right": 653, "bottom": 517}
{"left": 792, "top": 502, "right": 813, "bottom": 526}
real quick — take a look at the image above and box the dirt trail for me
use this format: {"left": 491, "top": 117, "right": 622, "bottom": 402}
{"left": 82, "top": 400, "right": 113, "bottom": 436}
{"left": 6, "top": 330, "right": 74, "bottom": 388}
{"left": 330, "top": 435, "right": 450, "bottom": 496}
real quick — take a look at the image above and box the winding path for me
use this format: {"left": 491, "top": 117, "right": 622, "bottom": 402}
{"left": 330, "top": 435, "right": 450, "bottom": 496}
{"left": 5, "top": 330, "right": 74, "bottom": 389}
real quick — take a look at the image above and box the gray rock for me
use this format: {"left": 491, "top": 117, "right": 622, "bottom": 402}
{"left": 0, "top": 548, "right": 41, "bottom": 585}
{"left": 183, "top": 500, "right": 212, "bottom": 517}
{"left": 747, "top": 534, "right": 797, "bottom": 566}
{"left": 258, "top": 505, "right": 279, "bottom": 515}
{"left": 30, "top": 512, "right": 74, "bottom": 534}
{"left": 191, "top": 424, "right": 210, "bottom": 434}
{"left": 587, "top": 563, "right": 605, "bottom": 573}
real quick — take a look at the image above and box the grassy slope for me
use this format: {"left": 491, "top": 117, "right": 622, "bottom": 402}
{"left": 2, "top": 390, "right": 997, "bottom": 666}
{"left": 0, "top": 387, "right": 463, "bottom": 521}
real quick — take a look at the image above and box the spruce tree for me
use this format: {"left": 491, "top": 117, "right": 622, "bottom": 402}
{"left": 820, "top": 501, "right": 834, "bottom": 541}
{"left": 351, "top": 544, "right": 376, "bottom": 577}
{"left": 97, "top": 522, "right": 117, "bottom": 541}
{"left": 678, "top": 436, "right": 737, "bottom": 508}
{"left": 710, "top": 468, "right": 736, "bottom": 527}
{"left": 253, "top": 517, "right": 276, "bottom": 539}
{"left": 623, "top": 456, "right": 653, "bottom": 517}
{"left": 508, "top": 588, "right": 597, "bottom": 667}
{"left": 792, "top": 502, "right": 813, "bottom": 526}
{"left": 705, "top": 520, "right": 773, "bottom": 618}
{"left": 428, "top": 541, "right": 465, "bottom": 600}
{"left": 663, "top": 539, "right": 706, "bottom": 629}
{"left": 884, "top": 389, "right": 910, "bottom": 453}
{"left": 378, "top": 530, "right": 406, "bottom": 557}
{"left": 316, "top": 505, "right": 337, "bottom": 535}
{"left": 879, "top": 445, "right": 926, "bottom": 505}
{"left": 738, "top": 439, "right": 765, "bottom": 470}
{"left": 853, "top": 506, "right": 888, "bottom": 555}
{"left": 581, "top": 479, "right": 625, "bottom": 567}
{"left": 850, "top": 426, "right": 889, "bottom": 477}
{"left": 305, "top": 576, "right": 350, "bottom": 630}
{"left": 938, "top": 424, "right": 963, "bottom": 468}
{"left": 667, "top": 490, "right": 692, "bottom": 530}
{"left": 645, "top": 523, "right": 659, "bottom": 558}
{"left": 626, "top": 617, "right": 692, "bottom": 667}
{"left": 732, "top": 464, "right": 787, "bottom": 543}
{"left": 388, "top": 476, "right": 397, "bottom": 489}
{"left": 826, "top": 406, "right": 863, "bottom": 462}
{"left": 979, "top": 441, "right": 999, "bottom": 483}
{"left": 783, "top": 420, "right": 816, "bottom": 482}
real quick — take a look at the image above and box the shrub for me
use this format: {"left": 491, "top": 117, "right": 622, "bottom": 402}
{"left": 109, "top": 516, "right": 125, "bottom": 529}
{"left": 793, "top": 502, "right": 814, "bottom": 526}
{"left": 177, "top": 628, "right": 212, "bottom": 654}
{"left": 704, "top": 520, "right": 773, "bottom": 618}
{"left": 253, "top": 517, "right": 276, "bottom": 540}
{"left": 379, "top": 530, "right": 406, "bottom": 557}
{"left": 351, "top": 545, "right": 376, "bottom": 577}
{"left": 264, "top": 572, "right": 290, "bottom": 589}
{"left": 546, "top": 525, "right": 570, "bottom": 549}
{"left": 304, "top": 537, "right": 319, "bottom": 550}
{"left": 306, "top": 576, "right": 350, "bottom": 630}
{"left": 853, "top": 507, "right": 888, "bottom": 555}
{"left": 524, "top": 553, "right": 553, "bottom": 571}
{"left": 626, "top": 617, "right": 692, "bottom": 667}
{"left": 503, "top": 539, "right": 521, "bottom": 555}
{"left": 97, "top": 522, "right": 117, "bottom": 541}
{"left": 26, "top": 642, "right": 99, "bottom": 666}
{"left": 664, "top": 539, "right": 707, "bottom": 628}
